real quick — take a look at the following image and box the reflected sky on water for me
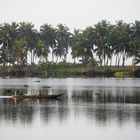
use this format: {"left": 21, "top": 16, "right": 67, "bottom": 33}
{"left": 0, "top": 78, "right": 140, "bottom": 140}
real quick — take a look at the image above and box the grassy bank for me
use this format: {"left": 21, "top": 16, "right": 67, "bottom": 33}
{"left": 0, "top": 62, "right": 139, "bottom": 78}
{"left": 48, "top": 66, "right": 135, "bottom": 78}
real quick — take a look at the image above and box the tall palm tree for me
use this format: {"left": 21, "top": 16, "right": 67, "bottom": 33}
{"left": 40, "top": 24, "right": 56, "bottom": 62}
{"left": 71, "top": 29, "right": 82, "bottom": 62}
{"left": 128, "top": 21, "right": 140, "bottom": 71}
{"left": 17, "top": 22, "right": 37, "bottom": 65}
{"left": 12, "top": 40, "right": 28, "bottom": 65}
{"left": 35, "top": 40, "right": 50, "bottom": 63}
{"left": 53, "top": 24, "right": 71, "bottom": 62}
{"left": 115, "top": 21, "right": 131, "bottom": 67}
{"left": 71, "top": 27, "right": 96, "bottom": 65}
{"left": 79, "top": 27, "right": 95, "bottom": 65}
{"left": 0, "top": 22, "right": 18, "bottom": 65}
{"left": 94, "top": 20, "right": 111, "bottom": 66}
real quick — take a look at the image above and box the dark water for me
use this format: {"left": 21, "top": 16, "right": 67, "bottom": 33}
{"left": 0, "top": 78, "right": 140, "bottom": 140}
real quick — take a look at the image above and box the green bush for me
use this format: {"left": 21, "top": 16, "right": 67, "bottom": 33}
{"left": 114, "top": 71, "right": 131, "bottom": 78}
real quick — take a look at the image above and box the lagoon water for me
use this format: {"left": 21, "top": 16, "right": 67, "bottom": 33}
{"left": 0, "top": 78, "right": 140, "bottom": 140}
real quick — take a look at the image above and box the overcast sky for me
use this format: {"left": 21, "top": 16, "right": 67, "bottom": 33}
{"left": 0, "top": 0, "right": 140, "bottom": 31}
{"left": 0, "top": 0, "right": 139, "bottom": 64}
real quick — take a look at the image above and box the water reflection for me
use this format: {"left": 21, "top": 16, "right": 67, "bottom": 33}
{"left": 0, "top": 99, "right": 34, "bottom": 125}
{"left": 0, "top": 85, "right": 140, "bottom": 128}
{"left": 71, "top": 87, "right": 140, "bottom": 103}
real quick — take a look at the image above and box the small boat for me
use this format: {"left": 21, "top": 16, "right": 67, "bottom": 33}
{"left": 12, "top": 94, "right": 64, "bottom": 100}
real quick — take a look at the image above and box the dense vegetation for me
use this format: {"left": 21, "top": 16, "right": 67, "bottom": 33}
{"left": 0, "top": 20, "right": 140, "bottom": 77}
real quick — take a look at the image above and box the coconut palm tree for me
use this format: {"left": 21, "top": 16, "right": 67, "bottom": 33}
{"left": 0, "top": 22, "right": 18, "bottom": 65}
{"left": 35, "top": 40, "right": 50, "bottom": 63}
{"left": 94, "top": 20, "right": 111, "bottom": 66}
{"left": 40, "top": 24, "right": 56, "bottom": 62}
{"left": 128, "top": 20, "right": 140, "bottom": 71}
{"left": 17, "top": 22, "right": 37, "bottom": 65}
{"left": 12, "top": 39, "right": 28, "bottom": 65}
{"left": 114, "top": 21, "right": 131, "bottom": 67}
{"left": 79, "top": 27, "right": 95, "bottom": 65}
{"left": 71, "top": 27, "right": 96, "bottom": 66}
{"left": 71, "top": 29, "right": 82, "bottom": 62}
{"left": 53, "top": 24, "right": 71, "bottom": 62}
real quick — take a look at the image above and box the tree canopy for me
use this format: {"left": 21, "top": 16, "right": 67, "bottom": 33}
{"left": 0, "top": 20, "right": 140, "bottom": 67}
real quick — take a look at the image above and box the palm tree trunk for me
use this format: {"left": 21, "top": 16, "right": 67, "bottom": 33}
{"left": 132, "top": 56, "right": 135, "bottom": 76}
{"left": 52, "top": 53, "right": 54, "bottom": 62}
{"left": 110, "top": 58, "right": 112, "bottom": 67}
{"left": 30, "top": 51, "right": 32, "bottom": 64}
{"left": 31, "top": 50, "right": 33, "bottom": 65}
{"left": 115, "top": 55, "right": 118, "bottom": 66}
{"left": 122, "top": 52, "right": 125, "bottom": 67}
{"left": 106, "top": 57, "right": 109, "bottom": 66}
{"left": 33, "top": 51, "right": 35, "bottom": 64}
{"left": 118, "top": 53, "right": 121, "bottom": 67}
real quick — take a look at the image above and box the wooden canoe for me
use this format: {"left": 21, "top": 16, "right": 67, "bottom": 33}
{"left": 12, "top": 94, "right": 64, "bottom": 100}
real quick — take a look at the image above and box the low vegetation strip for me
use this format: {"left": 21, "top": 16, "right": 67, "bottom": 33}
{"left": 0, "top": 64, "right": 139, "bottom": 78}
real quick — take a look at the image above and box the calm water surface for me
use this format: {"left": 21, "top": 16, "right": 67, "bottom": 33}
{"left": 0, "top": 78, "right": 140, "bottom": 140}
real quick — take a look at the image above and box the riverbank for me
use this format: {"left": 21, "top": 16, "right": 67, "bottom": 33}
{"left": 0, "top": 63, "right": 139, "bottom": 78}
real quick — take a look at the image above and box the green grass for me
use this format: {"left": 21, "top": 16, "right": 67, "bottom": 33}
{"left": 0, "top": 65, "right": 138, "bottom": 78}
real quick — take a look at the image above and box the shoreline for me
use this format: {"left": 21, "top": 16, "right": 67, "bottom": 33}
{"left": 0, "top": 65, "right": 139, "bottom": 78}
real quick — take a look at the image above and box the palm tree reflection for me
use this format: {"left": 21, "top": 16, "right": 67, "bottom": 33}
{"left": 0, "top": 87, "right": 140, "bottom": 127}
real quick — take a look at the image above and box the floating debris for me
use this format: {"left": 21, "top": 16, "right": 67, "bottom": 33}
{"left": 35, "top": 80, "right": 40, "bottom": 82}
{"left": 42, "top": 86, "right": 51, "bottom": 88}
{"left": 95, "top": 92, "right": 101, "bottom": 95}
{"left": 23, "top": 84, "right": 29, "bottom": 87}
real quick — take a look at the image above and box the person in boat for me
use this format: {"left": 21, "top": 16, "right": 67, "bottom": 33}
{"left": 38, "top": 90, "right": 42, "bottom": 96}
{"left": 14, "top": 90, "right": 24, "bottom": 96}
{"left": 15, "top": 89, "right": 19, "bottom": 96}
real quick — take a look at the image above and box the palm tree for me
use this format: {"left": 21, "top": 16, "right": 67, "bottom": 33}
{"left": 53, "top": 24, "right": 71, "bottom": 62}
{"left": 17, "top": 22, "right": 37, "bottom": 65}
{"left": 105, "top": 24, "right": 117, "bottom": 66}
{"left": 71, "top": 27, "right": 96, "bottom": 66}
{"left": 79, "top": 27, "right": 95, "bottom": 65}
{"left": 40, "top": 24, "right": 56, "bottom": 62}
{"left": 71, "top": 29, "right": 82, "bottom": 63}
{"left": 94, "top": 20, "right": 111, "bottom": 67}
{"left": 128, "top": 21, "right": 140, "bottom": 71}
{"left": 114, "top": 21, "right": 131, "bottom": 67}
{"left": 35, "top": 40, "right": 50, "bottom": 63}
{"left": 12, "top": 39, "right": 28, "bottom": 65}
{"left": 0, "top": 22, "right": 18, "bottom": 65}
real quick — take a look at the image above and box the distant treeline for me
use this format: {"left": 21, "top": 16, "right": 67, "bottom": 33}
{"left": 0, "top": 20, "right": 140, "bottom": 68}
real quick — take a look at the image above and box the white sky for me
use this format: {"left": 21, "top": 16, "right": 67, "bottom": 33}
{"left": 0, "top": 0, "right": 140, "bottom": 31}
{"left": 0, "top": 0, "right": 140, "bottom": 64}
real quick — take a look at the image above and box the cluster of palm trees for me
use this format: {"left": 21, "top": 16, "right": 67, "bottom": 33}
{"left": 72, "top": 20, "right": 140, "bottom": 67}
{"left": 0, "top": 20, "right": 140, "bottom": 67}
{"left": 0, "top": 22, "right": 72, "bottom": 66}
